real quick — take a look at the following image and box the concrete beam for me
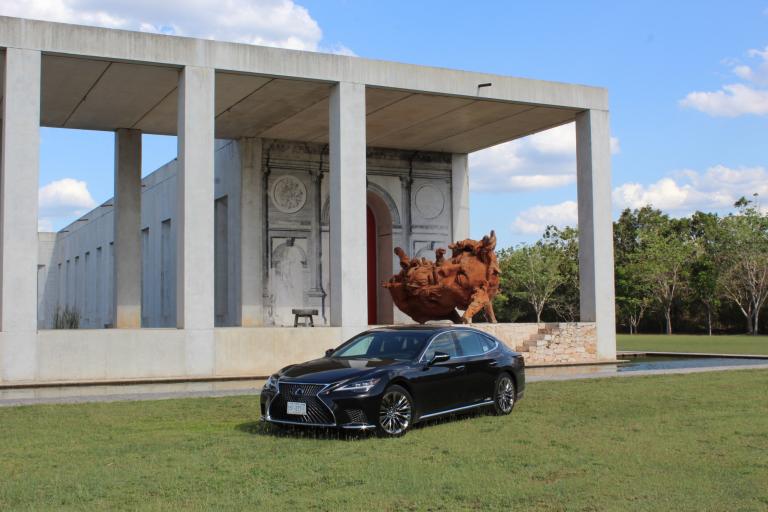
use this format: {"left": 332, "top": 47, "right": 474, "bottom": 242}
{"left": 0, "top": 16, "right": 608, "bottom": 111}
{"left": 238, "top": 137, "right": 263, "bottom": 326}
{"left": 329, "top": 82, "right": 367, "bottom": 337}
{"left": 1, "top": 48, "right": 41, "bottom": 381}
{"left": 576, "top": 109, "right": 616, "bottom": 360}
{"left": 176, "top": 65, "right": 215, "bottom": 372}
{"left": 451, "top": 154, "right": 470, "bottom": 241}
{"left": 113, "top": 128, "right": 142, "bottom": 328}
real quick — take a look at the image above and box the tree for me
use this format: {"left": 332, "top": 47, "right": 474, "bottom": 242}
{"left": 614, "top": 208, "right": 648, "bottom": 333}
{"left": 543, "top": 226, "right": 580, "bottom": 322}
{"left": 615, "top": 261, "right": 652, "bottom": 334}
{"left": 613, "top": 207, "right": 692, "bottom": 334}
{"left": 620, "top": 208, "right": 693, "bottom": 335}
{"left": 717, "top": 196, "right": 768, "bottom": 335}
{"left": 689, "top": 211, "right": 722, "bottom": 336}
{"left": 499, "top": 241, "right": 566, "bottom": 323}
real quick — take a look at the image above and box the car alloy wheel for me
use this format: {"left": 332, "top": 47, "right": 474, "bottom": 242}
{"left": 377, "top": 385, "right": 413, "bottom": 437}
{"left": 493, "top": 373, "right": 516, "bottom": 415}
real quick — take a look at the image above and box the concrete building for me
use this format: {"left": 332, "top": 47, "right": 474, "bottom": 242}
{"left": 1, "top": 16, "right": 615, "bottom": 385}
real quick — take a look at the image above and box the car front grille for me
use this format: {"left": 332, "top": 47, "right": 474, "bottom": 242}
{"left": 269, "top": 383, "right": 335, "bottom": 425}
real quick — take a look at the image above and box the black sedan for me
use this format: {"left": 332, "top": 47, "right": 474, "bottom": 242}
{"left": 260, "top": 325, "right": 525, "bottom": 437}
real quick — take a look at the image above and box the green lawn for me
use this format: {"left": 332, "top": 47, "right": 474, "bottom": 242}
{"left": 2, "top": 371, "right": 767, "bottom": 511}
{"left": 618, "top": 334, "right": 768, "bottom": 355}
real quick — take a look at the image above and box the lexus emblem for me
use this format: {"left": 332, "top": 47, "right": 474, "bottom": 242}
{"left": 293, "top": 388, "right": 304, "bottom": 397}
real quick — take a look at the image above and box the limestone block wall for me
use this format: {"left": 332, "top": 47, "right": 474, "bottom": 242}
{"left": 474, "top": 322, "right": 598, "bottom": 364}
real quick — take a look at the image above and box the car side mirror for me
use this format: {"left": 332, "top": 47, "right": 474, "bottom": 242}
{"left": 325, "top": 348, "right": 334, "bottom": 357}
{"left": 428, "top": 352, "right": 450, "bottom": 366}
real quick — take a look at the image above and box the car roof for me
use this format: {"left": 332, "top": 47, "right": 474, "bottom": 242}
{"left": 361, "top": 324, "right": 520, "bottom": 356}
{"left": 366, "top": 324, "right": 483, "bottom": 334}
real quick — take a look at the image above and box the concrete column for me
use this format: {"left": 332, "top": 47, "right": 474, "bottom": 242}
{"left": 177, "top": 66, "right": 215, "bottom": 373}
{"left": 1, "top": 48, "right": 41, "bottom": 381}
{"left": 308, "top": 166, "right": 327, "bottom": 305}
{"left": 451, "top": 153, "right": 470, "bottom": 241}
{"left": 329, "top": 82, "right": 367, "bottom": 338}
{"left": 238, "top": 137, "right": 263, "bottom": 326}
{"left": 113, "top": 129, "right": 142, "bottom": 328}
{"left": 575, "top": 109, "right": 616, "bottom": 360}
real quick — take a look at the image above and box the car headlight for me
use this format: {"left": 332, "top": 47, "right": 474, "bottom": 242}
{"left": 336, "top": 378, "right": 380, "bottom": 393}
{"left": 263, "top": 375, "right": 278, "bottom": 390}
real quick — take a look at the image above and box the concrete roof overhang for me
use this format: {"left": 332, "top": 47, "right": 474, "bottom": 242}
{"left": 0, "top": 16, "right": 608, "bottom": 153}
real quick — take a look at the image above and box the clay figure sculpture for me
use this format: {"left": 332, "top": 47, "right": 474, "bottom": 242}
{"left": 384, "top": 231, "right": 500, "bottom": 324}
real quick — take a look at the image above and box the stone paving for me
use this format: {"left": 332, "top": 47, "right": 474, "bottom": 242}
{"left": 2, "top": 361, "right": 767, "bottom": 407}
{"left": 0, "top": 380, "right": 265, "bottom": 407}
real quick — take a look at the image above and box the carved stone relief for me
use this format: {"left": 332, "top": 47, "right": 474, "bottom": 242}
{"left": 414, "top": 184, "right": 445, "bottom": 220}
{"left": 270, "top": 175, "right": 307, "bottom": 214}
{"left": 268, "top": 237, "right": 308, "bottom": 326}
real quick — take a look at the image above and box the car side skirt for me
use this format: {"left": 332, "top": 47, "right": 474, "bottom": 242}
{"left": 418, "top": 399, "right": 495, "bottom": 420}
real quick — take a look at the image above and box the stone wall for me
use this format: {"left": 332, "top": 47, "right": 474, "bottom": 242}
{"left": 1, "top": 327, "right": 344, "bottom": 385}
{"left": 38, "top": 139, "right": 456, "bottom": 329}
{"left": 473, "top": 322, "right": 598, "bottom": 365}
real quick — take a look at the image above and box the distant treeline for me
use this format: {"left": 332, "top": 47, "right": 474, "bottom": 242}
{"left": 493, "top": 196, "right": 768, "bottom": 335}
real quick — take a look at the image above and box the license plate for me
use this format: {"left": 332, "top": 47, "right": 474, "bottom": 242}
{"left": 287, "top": 401, "right": 307, "bottom": 415}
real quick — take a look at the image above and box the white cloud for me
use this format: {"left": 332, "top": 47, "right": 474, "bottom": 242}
{"left": 0, "top": 0, "right": 351, "bottom": 53}
{"left": 681, "top": 45, "right": 768, "bottom": 116}
{"left": 612, "top": 165, "right": 768, "bottom": 213}
{"left": 508, "top": 164, "right": 766, "bottom": 237}
{"left": 38, "top": 178, "right": 97, "bottom": 231}
{"left": 610, "top": 136, "right": 621, "bottom": 155}
{"left": 470, "top": 123, "right": 620, "bottom": 193}
{"left": 680, "top": 84, "right": 768, "bottom": 117}
{"left": 38, "top": 218, "right": 54, "bottom": 232}
{"left": 744, "top": 46, "right": 768, "bottom": 85}
{"left": 324, "top": 43, "right": 357, "bottom": 57}
{"left": 510, "top": 201, "right": 578, "bottom": 235}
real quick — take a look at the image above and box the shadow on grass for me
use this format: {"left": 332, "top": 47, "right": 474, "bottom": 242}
{"left": 235, "top": 420, "right": 373, "bottom": 441}
{"left": 236, "top": 408, "right": 498, "bottom": 441}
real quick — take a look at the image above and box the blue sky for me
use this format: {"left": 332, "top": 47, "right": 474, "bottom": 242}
{"left": 10, "top": 0, "right": 768, "bottom": 248}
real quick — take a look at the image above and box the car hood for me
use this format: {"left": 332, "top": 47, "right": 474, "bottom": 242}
{"left": 278, "top": 357, "right": 403, "bottom": 384}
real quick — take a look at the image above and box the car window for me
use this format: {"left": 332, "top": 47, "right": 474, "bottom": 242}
{"left": 422, "top": 333, "right": 460, "bottom": 360}
{"left": 335, "top": 334, "right": 374, "bottom": 357}
{"left": 454, "top": 331, "right": 495, "bottom": 357}
{"left": 331, "top": 331, "right": 430, "bottom": 360}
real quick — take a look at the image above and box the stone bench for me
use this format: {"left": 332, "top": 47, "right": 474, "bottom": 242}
{"left": 292, "top": 308, "right": 318, "bottom": 327}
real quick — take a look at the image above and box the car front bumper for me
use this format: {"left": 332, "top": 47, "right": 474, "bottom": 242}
{"left": 260, "top": 383, "right": 382, "bottom": 430}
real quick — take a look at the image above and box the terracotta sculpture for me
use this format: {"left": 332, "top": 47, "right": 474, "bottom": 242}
{"left": 384, "top": 231, "right": 500, "bottom": 324}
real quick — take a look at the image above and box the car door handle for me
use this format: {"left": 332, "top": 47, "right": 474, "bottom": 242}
{"left": 488, "top": 361, "right": 498, "bottom": 367}
{"left": 454, "top": 365, "right": 465, "bottom": 370}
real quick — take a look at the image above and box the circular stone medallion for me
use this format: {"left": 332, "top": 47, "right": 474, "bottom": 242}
{"left": 271, "top": 175, "right": 307, "bottom": 214}
{"left": 414, "top": 185, "right": 445, "bottom": 219}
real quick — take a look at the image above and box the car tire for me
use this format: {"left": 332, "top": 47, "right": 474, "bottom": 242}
{"left": 492, "top": 372, "right": 516, "bottom": 416}
{"left": 376, "top": 385, "right": 414, "bottom": 437}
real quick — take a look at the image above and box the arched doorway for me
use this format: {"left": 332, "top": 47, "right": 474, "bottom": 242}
{"left": 366, "top": 192, "right": 394, "bottom": 325}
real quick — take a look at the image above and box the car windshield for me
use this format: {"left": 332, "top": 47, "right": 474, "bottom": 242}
{"left": 330, "top": 331, "right": 432, "bottom": 361}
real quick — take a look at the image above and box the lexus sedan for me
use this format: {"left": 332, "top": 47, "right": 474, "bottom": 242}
{"left": 260, "top": 325, "right": 525, "bottom": 437}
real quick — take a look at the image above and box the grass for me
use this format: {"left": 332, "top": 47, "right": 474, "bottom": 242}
{"left": 2, "top": 371, "right": 768, "bottom": 511}
{"left": 617, "top": 334, "right": 768, "bottom": 355}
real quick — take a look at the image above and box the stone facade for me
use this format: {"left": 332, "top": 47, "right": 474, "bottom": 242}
{"left": 474, "top": 322, "right": 598, "bottom": 364}
{"left": 37, "top": 139, "right": 455, "bottom": 329}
